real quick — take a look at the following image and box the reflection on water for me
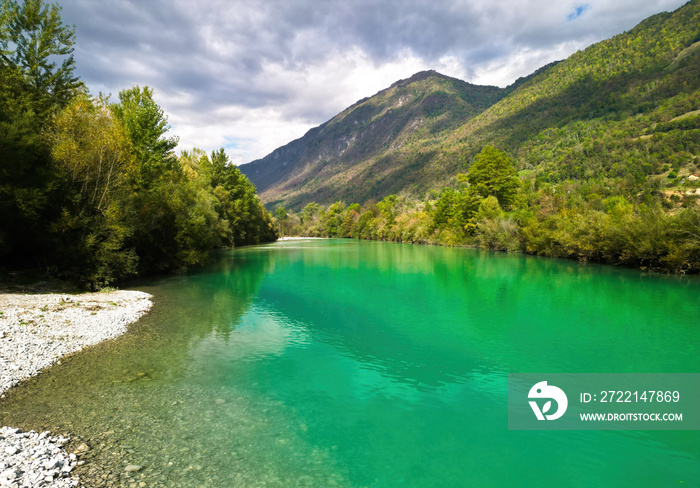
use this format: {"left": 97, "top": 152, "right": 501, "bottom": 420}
{"left": 1, "top": 239, "right": 699, "bottom": 487}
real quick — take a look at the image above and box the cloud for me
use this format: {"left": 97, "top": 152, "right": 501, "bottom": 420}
{"left": 57, "top": 0, "right": 689, "bottom": 163}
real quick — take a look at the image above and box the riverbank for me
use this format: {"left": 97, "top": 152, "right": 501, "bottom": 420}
{"left": 277, "top": 236, "right": 330, "bottom": 240}
{"left": 0, "top": 290, "right": 152, "bottom": 487}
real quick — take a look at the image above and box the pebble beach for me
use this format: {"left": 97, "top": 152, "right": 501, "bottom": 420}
{"left": 0, "top": 291, "right": 152, "bottom": 488}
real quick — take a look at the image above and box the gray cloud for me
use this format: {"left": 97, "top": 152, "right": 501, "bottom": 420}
{"left": 56, "top": 0, "right": 689, "bottom": 162}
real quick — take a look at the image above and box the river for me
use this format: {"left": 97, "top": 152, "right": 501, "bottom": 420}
{"left": 1, "top": 239, "right": 698, "bottom": 487}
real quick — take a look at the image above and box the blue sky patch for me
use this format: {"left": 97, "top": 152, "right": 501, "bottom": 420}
{"left": 567, "top": 4, "right": 590, "bottom": 20}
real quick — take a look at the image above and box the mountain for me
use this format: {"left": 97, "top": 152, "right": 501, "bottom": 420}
{"left": 240, "top": 71, "right": 512, "bottom": 208}
{"left": 241, "top": 0, "right": 700, "bottom": 210}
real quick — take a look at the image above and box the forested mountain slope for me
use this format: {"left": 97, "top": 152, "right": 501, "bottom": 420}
{"left": 240, "top": 71, "right": 510, "bottom": 208}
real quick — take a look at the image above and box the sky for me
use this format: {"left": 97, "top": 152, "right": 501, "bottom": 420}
{"left": 57, "top": 0, "right": 689, "bottom": 165}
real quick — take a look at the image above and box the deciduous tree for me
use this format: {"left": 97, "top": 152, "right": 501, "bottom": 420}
{"left": 462, "top": 146, "right": 520, "bottom": 207}
{"left": 111, "top": 86, "right": 179, "bottom": 188}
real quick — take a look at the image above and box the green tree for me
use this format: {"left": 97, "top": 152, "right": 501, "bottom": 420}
{"left": 377, "top": 194, "right": 397, "bottom": 225}
{"left": 198, "top": 148, "right": 276, "bottom": 246}
{"left": 354, "top": 210, "right": 378, "bottom": 239}
{"left": 322, "top": 201, "right": 345, "bottom": 237}
{"left": 431, "top": 188, "right": 455, "bottom": 228}
{"left": 473, "top": 196, "right": 520, "bottom": 251}
{"left": 49, "top": 94, "right": 134, "bottom": 213}
{"left": 301, "top": 202, "right": 320, "bottom": 225}
{"left": 275, "top": 206, "right": 288, "bottom": 221}
{"left": 0, "top": 0, "right": 80, "bottom": 266}
{"left": 111, "top": 86, "right": 179, "bottom": 188}
{"left": 462, "top": 146, "right": 520, "bottom": 207}
{"left": 342, "top": 204, "right": 361, "bottom": 237}
{"left": 274, "top": 206, "right": 289, "bottom": 235}
{"left": 206, "top": 147, "right": 229, "bottom": 188}
{"left": 46, "top": 93, "right": 138, "bottom": 288}
{"left": 2, "top": 0, "right": 81, "bottom": 109}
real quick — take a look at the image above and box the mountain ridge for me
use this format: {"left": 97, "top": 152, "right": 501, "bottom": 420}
{"left": 240, "top": 69, "right": 510, "bottom": 207}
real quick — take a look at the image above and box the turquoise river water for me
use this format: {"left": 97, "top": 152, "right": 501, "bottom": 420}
{"left": 1, "top": 239, "right": 699, "bottom": 487}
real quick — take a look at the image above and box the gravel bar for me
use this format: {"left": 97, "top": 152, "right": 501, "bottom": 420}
{"left": 0, "top": 290, "right": 153, "bottom": 488}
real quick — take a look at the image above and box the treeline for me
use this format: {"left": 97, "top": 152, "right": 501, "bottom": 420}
{"left": 0, "top": 0, "right": 275, "bottom": 289}
{"left": 276, "top": 146, "right": 700, "bottom": 273}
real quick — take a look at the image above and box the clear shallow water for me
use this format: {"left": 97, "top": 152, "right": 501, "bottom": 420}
{"left": 1, "top": 239, "right": 699, "bottom": 487}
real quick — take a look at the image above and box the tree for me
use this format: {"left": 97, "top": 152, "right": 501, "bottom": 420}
{"left": 342, "top": 205, "right": 360, "bottom": 237}
{"left": 322, "top": 201, "right": 345, "bottom": 237}
{"left": 377, "top": 194, "right": 397, "bottom": 225}
{"left": 0, "top": 0, "right": 80, "bottom": 266}
{"left": 462, "top": 146, "right": 520, "bottom": 207}
{"left": 207, "top": 147, "right": 229, "bottom": 188}
{"left": 111, "top": 86, "right": 179, "bottom": 188}
{"left": 275, "top": 206, "right": 288, "bottom": 221}
{"left": 49, "top": 93, "right": 134, "bottom": 213}
{"left": 301, "top": 202, "right": 320, "bottom": 225}
{"left": 431, "top": 188, "right": 457, "bottom": 229}
{"left": 2, "top": 0, "right": 81, "bottom": 109}
{"left": 44, "top": 93, "right": 138, "bottom": 288}
{"left": 273, "top": 206, "right": 288, "bottom": 235}
{"left": 473, "top": 196, "right": 520, "bottom": 251}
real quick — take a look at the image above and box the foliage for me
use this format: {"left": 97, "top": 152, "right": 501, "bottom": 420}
{"left": 276, "top": 142, "right": 700, "bottom": 273}
{"left": 0, "top": 1, "right": 276, "bottom": 288}
{"left": 111, "top": 85, "right": 179, "bottom": 188}
{"left": 49, "top": 93, "right": 134, "bottom": 213}
{"left": 1, "top": 0, "right": 81, "bottom": 110}
{"left": 46, "top": 93, "right": 137, "bottom": 287}
{"left": 460, "top": 146, "right": 519, "bottom": 207}
{"left": 0, "top": 0, "right": 79, "bottom": 267}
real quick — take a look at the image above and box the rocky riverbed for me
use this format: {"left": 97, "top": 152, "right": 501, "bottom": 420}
{"left": 0, "top": 291, "right": 152, "bottom": 488}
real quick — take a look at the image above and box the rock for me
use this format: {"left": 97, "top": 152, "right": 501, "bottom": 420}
{"left": 43, "top": 458, "right": 62, "bottom": 470}
{"left": 1, "top": 468, "right": 19, "bottom": 480}
{"left": 125, "top": 464, "right": 142, "bottom": 472}
{"left": 0, "top": 428, "right": 78, "bottom": 488}
{"left": 75, "top": 442, "right": 90, "bottom": 452}
{"left": 3, "top": 445, "right": 18, "bottom": 455}
{"left": 297, "top": 475, "right": 315, "bottom": 486}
